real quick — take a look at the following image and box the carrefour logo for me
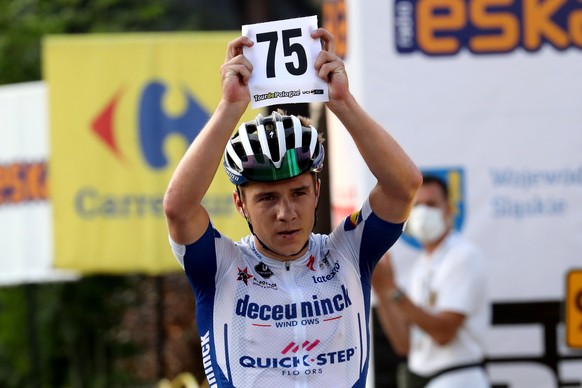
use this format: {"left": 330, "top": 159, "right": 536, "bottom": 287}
{"left": 77, "top": 81, "right": 210, "bottom": 219}
{"left": 91, "top": 81, "right": 208, "bottom": 169}
{"left": 395, "top": 0, "right": 582, "bottom": 55}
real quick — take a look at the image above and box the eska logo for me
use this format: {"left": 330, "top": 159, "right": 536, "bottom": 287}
{"left": 395, "top": 0, "right": 582, "bottom": 55}
{"left": 0, "top": 162, "right": 48, "bottom": 206}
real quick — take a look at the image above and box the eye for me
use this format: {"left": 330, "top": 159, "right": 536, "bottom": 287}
{"left": 258, "top": 194, "right": 275, "bottom": 202}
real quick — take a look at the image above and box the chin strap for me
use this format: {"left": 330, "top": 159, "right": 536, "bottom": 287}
{"left": 255, "top": 234, "right": 310, "bottom": 258}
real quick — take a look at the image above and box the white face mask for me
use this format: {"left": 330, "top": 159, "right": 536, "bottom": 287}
{"left": 405, "top": 205, "right": 447, "bottom": 245}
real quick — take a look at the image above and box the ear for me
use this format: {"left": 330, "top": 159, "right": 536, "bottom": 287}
{"left": 233, "top": 189, "right": 247, "bottom": 219}
{"left": 315, "top": 178, "right": 322, "bottom": 206}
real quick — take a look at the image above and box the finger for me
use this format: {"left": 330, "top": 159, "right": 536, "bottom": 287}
{"left": 226, "top": 52, "right": 254, "bottom": 71}
{"left": 222, "top": 63, "right": 253, "bottom": 85}
{"left": 238, "top": 65, "right": 252, "bottom": 86}
{"left": 221, "top": 54, "right": 254, "bottom": 83}
{"left": 311, "top": 28, "right": 335, "bottom": 54}
{"left": 317, "top": 60, "right": 345, "bottom": 83}
{"left": 225, "top": 36, "right": 254, "bottom": 61}
{"left": 313, "top": 50, "right": 337, "bottom": 73}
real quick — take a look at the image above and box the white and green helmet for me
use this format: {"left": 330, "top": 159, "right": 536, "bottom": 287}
{"left": 223, "top": 111, "right": 325, "bottom": 185}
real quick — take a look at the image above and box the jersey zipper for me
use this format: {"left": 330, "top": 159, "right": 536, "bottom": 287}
{"left": 280, "top": 259, "right": 309, "bottom": 387}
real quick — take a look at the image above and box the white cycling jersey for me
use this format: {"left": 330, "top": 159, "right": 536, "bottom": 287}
{"left": 170, "top": 199, "right": 403, "bottom": 388}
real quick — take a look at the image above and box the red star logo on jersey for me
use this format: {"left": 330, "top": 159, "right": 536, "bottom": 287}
{"left": 237, "top": 267, "right": 254, "bottom": 285}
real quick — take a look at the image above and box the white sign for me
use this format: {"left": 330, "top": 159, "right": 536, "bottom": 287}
{"left": 0, "top": 82, "right": 79, "bottom": 286}
{"left": 326, "top": 0, "right": 582, "bottom": 386}
{"left": 242, "top": 16, "right": 329, "bottom": 108}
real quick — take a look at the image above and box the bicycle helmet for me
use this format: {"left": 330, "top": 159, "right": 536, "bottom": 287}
{"left": 223, "top": 111, "right": 325, "bottom": 185}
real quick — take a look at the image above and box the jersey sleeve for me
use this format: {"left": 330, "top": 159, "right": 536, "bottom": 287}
{"left": 328, "top": 198, "right": 405, "bottom": 284}
{"left": 169, "top": 221, "right": 238, "bottom": 297}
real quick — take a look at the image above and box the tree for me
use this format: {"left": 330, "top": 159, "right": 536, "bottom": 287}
{"left": 0, "top": 0, "right": 320, "bottom": 85}
{"left": 0, "top": 1, "right": 321, "bottom": 386}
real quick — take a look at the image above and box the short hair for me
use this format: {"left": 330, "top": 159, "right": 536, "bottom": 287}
{"left": 421, "top": 174, "right": 449, "bottom": 199}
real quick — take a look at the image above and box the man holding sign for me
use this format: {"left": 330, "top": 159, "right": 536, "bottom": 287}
{"left": 163, "top": 20, "right": 421, "bottom": 387}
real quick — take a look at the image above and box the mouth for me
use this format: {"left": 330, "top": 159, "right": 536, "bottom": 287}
{"left": 277, "top": 229, "right": 300, "bottom": 238}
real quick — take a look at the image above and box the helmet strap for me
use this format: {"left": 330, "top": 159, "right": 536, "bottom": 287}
{"left": 255, "top": 235, "right": 310, "bottom": 258}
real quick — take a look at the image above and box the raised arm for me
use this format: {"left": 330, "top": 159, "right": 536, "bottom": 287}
{"left": 163, "top": 36, "right": 254, "bottom": 245}
{"left": 311, "top": 28, "right": 422, "bottom": 223}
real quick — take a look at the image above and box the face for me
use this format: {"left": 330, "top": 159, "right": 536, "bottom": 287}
{"left": 414, "top": 181, "right": 450, "bottom": 213}
{"left": 234, "top": 173, "right": 320, "bottom": 261}
{"left": 410, "top": 181, "right": 452, "bottom": 248}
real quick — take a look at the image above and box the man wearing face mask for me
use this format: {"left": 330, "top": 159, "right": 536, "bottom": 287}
{"left": 372, "top": 174, "right": 490, "bottom": 388}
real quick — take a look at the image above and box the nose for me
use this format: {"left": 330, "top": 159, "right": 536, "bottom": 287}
{"left": 276, "top": 197, "right": 297, "bottom": 222}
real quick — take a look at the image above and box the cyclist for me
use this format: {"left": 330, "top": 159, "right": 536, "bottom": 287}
{"left": 163, "top": 28, "right": 421, "bottom": 387}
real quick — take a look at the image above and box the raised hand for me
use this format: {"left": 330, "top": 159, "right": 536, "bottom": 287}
{"left": 221, "top": 36, "right": 254, "bottom": 105}
{"left": 311, "top": 28, "right": 350, "bottom": 105}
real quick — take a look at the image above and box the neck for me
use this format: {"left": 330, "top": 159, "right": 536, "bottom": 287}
{"left": 423, "top": 229, "right": 451, "bottom": 255}
{"left": 253, "top": 234, "right": 310, "bottom": 261}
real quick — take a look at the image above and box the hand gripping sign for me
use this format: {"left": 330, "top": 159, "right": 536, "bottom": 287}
{"left": 242, "top": 16, "right": 329, "bottom": 109}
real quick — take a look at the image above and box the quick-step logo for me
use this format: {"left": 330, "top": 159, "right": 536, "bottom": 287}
{"left": 239, "top": 339, "right": 356, "bottom": 373}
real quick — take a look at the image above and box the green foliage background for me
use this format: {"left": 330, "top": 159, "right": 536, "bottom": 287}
{"left": 0, "top": 278, "right": 144, "bottom": 387}
{"left": 0, "top": 0, "right": 249, "bottom": 85}
{"left": 0, "top": 1, "right": 320, "bottom": 386}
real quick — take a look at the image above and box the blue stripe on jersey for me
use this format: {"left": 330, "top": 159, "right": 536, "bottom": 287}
{"left": 184, "top": 221, "right": 218, "bottom": 291}
{"left": 358, "top": 312, "right": 363, "bottom": 373}
{"left": 358, "top": 212, "right": 404, "bottom": 282}
{"left": 357, "top": 213, "right": 404, "bottom": 388}
{"left": 351, "top": 312, "right": 367, "bottom": 388}
{"left": 223, "top": 324, "right": 232, "bottom": 382}
{"left": 183, "top": 223, "right": 235, "bottom": 387}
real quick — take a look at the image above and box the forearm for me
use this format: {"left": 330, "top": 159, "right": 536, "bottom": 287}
{"left": 395, "top": 296, "right": 461, "bottom": 346}
{"left": 371, "top": 254, "right": 410, "bottom": 355}
{"left": 327, "top": 95, "right": 421, "bottom": 223}
{"left": 163, "top": 99, "right": 246, "bottom": 242}
{"left": 375, "top": 293, "right": 411, "bottom": 355}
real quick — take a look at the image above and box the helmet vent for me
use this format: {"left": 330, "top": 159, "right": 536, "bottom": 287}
{"left": 223, "top": 111, "right": 325, "bottom": 184}
{"left": 267, "top": 127, "right": 280, "bottom": 161}
{"left": 302, "top": 130, "right": 313, "bottom": 151}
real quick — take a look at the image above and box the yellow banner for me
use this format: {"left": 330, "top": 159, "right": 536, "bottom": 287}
{"left": 44, "top": 33, "right": 260, "bottom": 274}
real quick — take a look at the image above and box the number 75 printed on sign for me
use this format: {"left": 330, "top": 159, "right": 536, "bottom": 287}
{"left": 242, "top": 16, "right": 329, "bottom": 109}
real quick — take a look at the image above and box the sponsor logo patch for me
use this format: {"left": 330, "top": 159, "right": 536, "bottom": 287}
{"left": 255, "top": 262, "right": 274, "bottom": 279}
{"left": 237, "top": 267, "right": 254, "bottom": 285}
